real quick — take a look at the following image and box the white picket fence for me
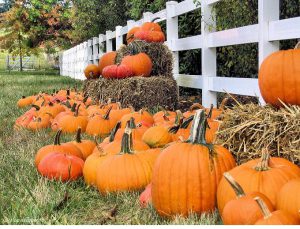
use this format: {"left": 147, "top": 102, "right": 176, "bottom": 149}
{"left": 59, "top": 0, "right": 300, "bottom": 107}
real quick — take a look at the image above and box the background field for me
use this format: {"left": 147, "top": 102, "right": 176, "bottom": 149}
{"left": 0, "top": 70, "right": 221, "bottom": 225}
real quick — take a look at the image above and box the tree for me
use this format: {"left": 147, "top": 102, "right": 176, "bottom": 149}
{"left": 0, "top": 0, "right": 14, "bottom": 13}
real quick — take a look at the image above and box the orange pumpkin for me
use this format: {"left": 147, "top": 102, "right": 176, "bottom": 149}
{"left": 102, "top": 64, "right": 134, "bottom": 79}
{"left": 142, "top": 125, "right": 172, "bottom": 148}
{"left": 254, "top": 197, "right": 300, "bottom": 225}
{"left": 258, "top": 43, "right": 300, "bottom": 107}
{"left": 134, "top": 30, "right": 165, "bottom": 43}
{"left": 126, "top": 26, "right": 140, "bottom": 44}
{"left": 221, "top": 172, "right": 274, "bottom": 225}
{"left": 84, "top": 64, "right": 100, "bottom": 79}
{"left": 151, "top": 110, "right": 236, "bottom": 217}
{"left": 98, "top": 51, "right": 117, "bottom": 74}
{"left": 121, "top": 53, "right": 152, "bottom": 77}
{"left": 17, "top": 96, "right": 34, "bottom": 108}
{"left": 217, "top": 149, "right": 300, "bottom": 214}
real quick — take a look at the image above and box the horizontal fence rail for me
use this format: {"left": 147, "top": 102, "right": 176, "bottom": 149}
{"left": 59, "top": 0, "right": 300, "bottom": 107}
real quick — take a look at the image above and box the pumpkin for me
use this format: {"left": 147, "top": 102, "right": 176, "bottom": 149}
{"left": 140, "top": 183, "right": 152, "bottom": 208}
{"left": 206, "top": 98, "right": 228, "bottom": 120}
{"left": 276, "top": 178, "right": 300, "bottom": 219}
{"left": 17, "top": 96, "right": 33, "bottom": 108}
{"left": 126, "top": 26, "right": 140, "bottom": 44}
{"left": 70, "top": 128, "right": 96, "bottom": 160}
{"left": 96, "top": 128, "right": 152, "bottom": 193}
{"left": 121, "top": 53, "right": 152, "bottom": 77}
{"left": 168, "top": 115, "right": 193, "bottom": 141}
{"left": 35, "top": 130, "right": 83, "bottom": 167}
{"left": 217, "top": 149, "right": 300, "bottom": 214}
{"left": 120, "top": 109, "right": 154, "bottom": 128}
{"left": 59, "top": 104, "right": 88, "bottom": 133}
{"left": 221, "top": 172, "right": 274, "bottom": 225}
{"left": 83, "top": 146, "right": 115, "bottom": 186}
{"left": 84, "top": 64, "right": 100, "bottom": 79}
{"left": 142, "top": 125, "right": 172, "bottom": 148}
{"left": 97, "top": 122, "right": 122, "bottom": 150}
{"left": 258, "top": 42, "right": 300, "bottom": 107}
{"left": 38, "top": 102, "right": 65, "bottom": 118}
{"left": 115, "top": 118, "right": 147, "bottom": 141}
{"left": 134, "top": 30, "right": 165, "bottom": 43}
{"left": 141, "top": 18, "right": 162, "bottom": 32}
{"left": 27, "top": 113, "right": 52, "bottom": 131}
{"left": 14, "top": 106, "right": 39, "bottom": 129}
{"left": 38, "top": 152, "right": 84, "bottom": 182}
{"left": 86, "top": 107, "right": 117, "bottom": 137}
{"left": 183, "top": 103, "right": 205, "bottom": 119}
{"left": 254, "top": 197, "right": 300, "bottom": 225}
{"left": 98, "top": 51, "right": 117, "bottom": 74}
{"left": 153, "top": 108, "right": 176, "bottom": 124}
{"left": 151, "top": 110, "right": 236, "bottom": 217}
{"left": 102, "top": 64, "right": 134, "bottom": 79}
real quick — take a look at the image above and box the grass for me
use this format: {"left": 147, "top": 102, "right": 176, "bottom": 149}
{"left": 0, "top": 70, "right": 222, "bottom": 225}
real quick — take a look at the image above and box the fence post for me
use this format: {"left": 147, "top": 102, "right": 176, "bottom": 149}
{"left": 166, "top": 1, "right": 179, "bottom": 77}
{"left": 99, "top": 34, "right": 106, "bottom": 58}
{"left": 92, "top": 37, "right": 99, "bottom": 65}
{"left": 106, "top": 30, "right": 113, "bottom": 52}
{"left": 116, "top": 26, "right": 123, "bottom": 49}
{"left": 201, "top": 0, "right": 217, "bottom": 107}
{"left": 87, "top": 39, "right": 93, "bottom": 65}
{"left": 258, "top": 0, "right": 279, "bottom": 105}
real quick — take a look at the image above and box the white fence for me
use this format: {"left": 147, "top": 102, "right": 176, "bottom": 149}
{"left": 60, "top": 0, "right": 300, "bottom": 107}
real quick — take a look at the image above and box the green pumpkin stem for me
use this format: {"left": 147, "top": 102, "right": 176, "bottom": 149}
{"left": 103, "top": 106, "right": 112, "bottom": 120}
{"left": 54, "top": 130, "right": 62, "bottom": 145}
{"left": 151, "top": 17, "right": 160, "bottom": 22}
{"left": 119, "top": 127, "right": 134, "bottom": 155}
{"left": 76, "top": 128, "right": 82, "bottom": 143}
{"left": 255, "top": 149, "right": 271, "bottom": 171}
{"left": 181, "top": 115, "right": 194, "bottom": 129}
{"left": 129, "top": 117, "right": 137, "bottom": 129}
{"left": 254, "top": 197, "right": 272, "bottom": 219}
{"left": 187, "top": 109, "right": 208, "bottom": 145}
{"left": 223, "top": 172, "right": 245, "bottom": 198}
{"left": 70, "top": 103, "right": 77, "bottom": 112}
{"left": 32, "top": 104, "right": 40, "bottom": 111}
{"left": 109, "top": 122, "right": 121, "bottom": 142}
{"left": 207, "top": 104, "right": 214, "bottom": 119}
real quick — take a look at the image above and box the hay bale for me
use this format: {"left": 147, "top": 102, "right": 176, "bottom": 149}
{"left": 216, "top": 103, "right": 300, "bottom": 166}
{"left": 115, "top": 40, "right": 174, "bottom": 78}
{"left": 83, "top": 76, "right": 179, "bottom": 110}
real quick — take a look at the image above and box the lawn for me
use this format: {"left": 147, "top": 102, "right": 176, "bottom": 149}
{"left": 0, "top": 70, "right": 221, "bottom": 225}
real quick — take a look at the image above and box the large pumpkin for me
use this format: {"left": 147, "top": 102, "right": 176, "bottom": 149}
{"left": 217, "top": 149, "right": 300, "bottom": 214}
{"left": 151, "top": 110, "right": 236, "bottom": 217}
{"left": 102, "top": 64, "right": 133, "bottom": 79}
{"left": 96, "top": 128, "right": 152, "bottom": 193}
{"left": 98, "top": 51, "right": 117, "bottom": 74}
{"left": 121, "top": 53, "right": 152, "bottom": 77}
{"left": 258, "top": 43, "right": 300, "bottom": 107}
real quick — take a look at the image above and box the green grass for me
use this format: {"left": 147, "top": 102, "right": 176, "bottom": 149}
{"left": 0, "top": 70, "right": 221, "bottom": 225}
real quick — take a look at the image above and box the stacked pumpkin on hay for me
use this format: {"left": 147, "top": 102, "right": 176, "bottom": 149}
{"left": 83, "top": 19, "right": 178, "bottom": 110}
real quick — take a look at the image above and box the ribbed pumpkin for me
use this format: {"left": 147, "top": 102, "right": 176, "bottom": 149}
{"left": 153, "top": 109, "right": 176, "bottom": 124}
{"left": 134, "top": 30, "right": 165, "bottom": 43}
{"left": 120, "top": 109, "right": 154, "bottom": 128}
{"left": 254, "top": 197, "right": 300, "bottom": 225}
{"left": 27, "top": 114, "right": 52, "bottom": 131}
{"left": 96, "top": 128, "right": 152, "bottom": 193}
{"left": 126, "top": 26, "right": 140, "bottom": 44}
{"left": 276, "top": 178, "right": 300, "bottom": 220}
{"left": 221, "top": 172, "right": 274, "bottom": 225}
{"left": 217, "top": 149, "right": 300, "bottom": 214}
{"left": 59, "top": 104, "right": 88, "bottom": 133}
{"left": 151, "top": 110, "right": 236, "bottom": 217}
{"left": 70, "top": 128, "right": 96, "bottom": 160}
{"left": 121, "top": 53, "right": 152, "bottom": 77}
{"left": 258, "top": 43, "right": 300, "bottom": 107}
{"left": 142, "top": 125, "right": 172, "bottom": 148}
{"left": 98, "top": 51, "right": 117, "bottom": 74}
{"left": 35, "top": 130, "right": 83, "bottom": 167}
{"left": 102, "top": 64, "right": 134, "bottom": 79}
{"left": 86, "top": 107, "right": 117, "bottom": 137}
{"left": 84, "top": 64, "right": 100, "bottom": 79}
{"left": 38, "top": 152, "right": 84, "bottom": 182}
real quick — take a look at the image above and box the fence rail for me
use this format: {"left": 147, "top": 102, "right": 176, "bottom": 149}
{"left": 59, "top": 0, "right": 300, "bottom": 107}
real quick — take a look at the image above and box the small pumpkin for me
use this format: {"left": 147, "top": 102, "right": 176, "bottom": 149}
{"left": 102, "top": 64, "right": 134, "bottom": 79}
{"left": 142, "top": 125, "right": 172, "bottom": 148}
{"left": 134, "top": 30, "right": 165, "bottom": 43}
{"left": 221, "top": 172, "right": 274, "bottom": 225}
{"left": 38, "top": 152, "right": 84, "bottom": 182}
{"left": 126, "top": 26, "right": 140, "bottom": 44}
{"left": 84, "top": 64, "right": 100, "bottom": 79}
{"left": 17, "top": 96, "right": 34, "bottom": 108}
{"left": 98, "top": 51, "right": 117, "bottom": 74}
{"left": 254, "top": 197, "right": 300, "bottom": 225}
{"left": 121, "top": 109, "right": 154, "bottom": 128}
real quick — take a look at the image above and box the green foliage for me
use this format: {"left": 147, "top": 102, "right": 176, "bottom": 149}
{"left": 70, "top": 0, "right": 128, "bottom": 43}
{"left": 0, "top": 0, "right": 14, "bottom": 13}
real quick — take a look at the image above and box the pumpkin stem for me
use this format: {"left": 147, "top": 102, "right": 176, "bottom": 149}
{"left": 103, "top": 106, "right": 112, "bottom": 120}
{"left": 74, "top": 104, "right": 81, "bottom": 117}
{"left": 174, "top": 110, "right": 183, "bottom": 125}
{"left": 76, "top": 128, "right": 82, "bottom": 143}
{"left": 22, "top": 95, "right": 25, "bottom": 99}
{"left": 255, "top": 149, "right": 271, "bottom": 171}
{"left": 254, "top": 197, "right": 272, "bottom": 219}
{"left": 181, "top": 115, "right": 194, "bottom": 129}
{"left": 187, "top": 109, "right": 208, "bottom": 145}
{"left": 67, "top": 89, "right": 70, "bottom": 96}
{"left": 207, "top": 104, "right": 214, "bottom": 119}
{"left": 189, "top": 103, "right": 205, "bottom": 112}
{"left": 70, "top": 103, "right": 77, "bottom": 112}
{"left": 32, "top": 104, "right": 40, "bottom": 111}
{"left": 168, "top": 124, "right": 180, "bottom": 134}
{"left": 223, "top": 172, "right": 245, "bottom": 198}
{"left": 129, "top": 117, "right": 137, "bottom": 129}
{"left": 54, "top": 130, "right": 62, "bottom": 145}
{"left": 151, "top": 17, "right": 160, "bottom": 22}
{"left": 295, "top": 41, "right": 300, "bottom": 50}
{"left": 94, "top": 137, "right": 106, "bottom": 156}
{"left": 119, "top": 127, "right": 134, "bottom": 155}
{"left": 109, "top": 122, "right": 121, "bottom": 142}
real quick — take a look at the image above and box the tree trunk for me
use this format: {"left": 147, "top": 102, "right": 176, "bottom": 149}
{"left": 18, "top": 32, "right": 23, "bottom": 72}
